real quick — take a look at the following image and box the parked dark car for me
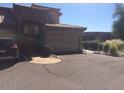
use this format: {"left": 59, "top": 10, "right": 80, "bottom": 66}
{"left": 0, "top": 37, "right": 19, "bottom": 62}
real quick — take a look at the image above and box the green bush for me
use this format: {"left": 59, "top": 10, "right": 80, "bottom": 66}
{"left": 109, "top": 46, "right": 118, "bottom": 56}
{"left": 83, "top": 40, "right": 102, "bottom": 51}
{"left": 83, "top": 39, "right": 124, "bottom": 56}
{"left": 103, "top": 40, "right": 110, "bottom": 53}
{"left": 103, "top": 44, "right": 109, "bottom": 53}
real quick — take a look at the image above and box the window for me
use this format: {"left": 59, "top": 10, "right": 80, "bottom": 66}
{"left": 0, "top": 15, "right": 4, "bottom": 23}
{"left": 48, "top": 13, "right": 52, "bottom": 19}
{"left": 47, "top": 13, "right": 53, "bottom": 23}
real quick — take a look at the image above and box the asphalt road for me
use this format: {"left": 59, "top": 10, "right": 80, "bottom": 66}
{"left": 0, "top": 54, "right": 124, "bottom": 90}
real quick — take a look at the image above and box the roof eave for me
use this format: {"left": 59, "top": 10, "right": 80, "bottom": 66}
{"left": 82, "top": 27, "right": 87, "bottom": 31}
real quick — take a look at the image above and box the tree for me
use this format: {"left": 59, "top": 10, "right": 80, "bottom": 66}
{"left": 113, "top": 4, "right": 124, "bottom": 40}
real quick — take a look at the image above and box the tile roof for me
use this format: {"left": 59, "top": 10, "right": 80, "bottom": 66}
{"left": 46, "top": 23, "right": 86, "bottom": 30}
{"left": 32, "top": 4, "right": 60, "bottom": 11}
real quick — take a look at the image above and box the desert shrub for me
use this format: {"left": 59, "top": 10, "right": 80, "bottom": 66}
{"left": 41, "top": 45, "right": 53, "bottom": 57}
{"left": 103, "top": 40, "right": 110, "bottom": 53}
{"left": 103, "top": 44, "right": 109, "bottom": 53}
{"left": 109, "top": 41, "right": 118, "bottom": 56}
{"left": 117, "top": 40, "right": 124, "bottom": 51}
{"left": 103, "top": 39, "right": 124, "bottom": 56}
{"left": 83, "top": 39, "right": 124, "bottom": 56}
{"left": 109, "top": 45, "right": 118, "bottom": 56}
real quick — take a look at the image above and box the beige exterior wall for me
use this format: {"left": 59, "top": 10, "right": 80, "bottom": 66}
{"left": 46, "top": 27, "right": 83, "bottom": 53}
{"left": 47, "top": 10, "right": 60, "bottom": 23}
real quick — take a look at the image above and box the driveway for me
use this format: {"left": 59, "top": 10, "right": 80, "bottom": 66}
{"left": 0, "top": 54, "right": 124, "bottom": 89}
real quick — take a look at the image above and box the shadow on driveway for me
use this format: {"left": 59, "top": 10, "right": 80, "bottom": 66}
{"left": 0, "top": 56, "right": 33, "bottom": 71}
{"left": 0, "top": 60, "right": 17, "bottom": 71}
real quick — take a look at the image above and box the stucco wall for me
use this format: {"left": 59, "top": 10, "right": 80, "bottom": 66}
{"left": 46, "top": 27, "right": 83, "bottom": 54}
{"left": 47, "top": 9, "right": 61, "bottom": 24}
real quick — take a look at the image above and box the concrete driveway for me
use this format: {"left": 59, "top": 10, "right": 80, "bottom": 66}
{"left": 0, "top": 54, "right": 124, "bottom": 89}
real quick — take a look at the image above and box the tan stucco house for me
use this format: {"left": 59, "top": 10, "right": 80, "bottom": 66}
{"left": 0, "top": 4, "right": 86, "bottom": 56}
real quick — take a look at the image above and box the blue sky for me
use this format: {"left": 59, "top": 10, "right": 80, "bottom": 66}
{"left": 0, "top": 3, "right": 115, "bottom": 32}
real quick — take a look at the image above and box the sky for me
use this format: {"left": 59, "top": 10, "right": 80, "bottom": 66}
{"left": 0, "top": 3, "right": 115, "bottom": 32}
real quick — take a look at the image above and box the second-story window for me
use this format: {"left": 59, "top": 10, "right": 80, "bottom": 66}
{"left": 47, "top": 13, "right": 53, "bottom": 23}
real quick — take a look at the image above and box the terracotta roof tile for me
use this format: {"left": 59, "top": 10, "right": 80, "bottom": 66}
{"left": 46, "top": 23, "right": 86, "bottom": 29}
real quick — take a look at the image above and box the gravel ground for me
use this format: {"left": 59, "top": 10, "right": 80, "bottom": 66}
{"left": 0, "top": 54, "right": 124, "bottom": 90}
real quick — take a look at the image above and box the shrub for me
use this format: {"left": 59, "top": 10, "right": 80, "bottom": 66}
{"left": 41, "top": 45, "right": 53, "bottom": 57}
{"left": 103, "top": 40, "right": 110, "bottom": 53}
{"left": 109, "top": 46, "right": 118, "bottom": 56}
{"left": 83, "top": 40, "right": 102, "bottom": 51}
{"left": 103, "top": 39, "right": 124, "bottom": 56}
{"left": 103, "top": 44, "right": 109, "bottom": 53}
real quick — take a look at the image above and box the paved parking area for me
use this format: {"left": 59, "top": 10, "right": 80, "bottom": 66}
{"left": 0, "top": 54, "right": 124, "bottom": 89}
